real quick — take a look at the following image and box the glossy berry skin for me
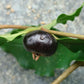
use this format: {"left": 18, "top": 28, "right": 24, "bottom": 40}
{"left": 23, "top": 30, "right": 58, "bottom": 56}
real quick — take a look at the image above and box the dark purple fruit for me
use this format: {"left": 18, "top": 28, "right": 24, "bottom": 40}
{"left": 23, "top": 30, "right": 58, "bottom": 61}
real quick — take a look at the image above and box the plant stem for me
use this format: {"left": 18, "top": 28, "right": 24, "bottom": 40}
{"left": 0, "top": 25, "right": 84, "bottom": 40}
{"left": 0, "top": 25, "right": 30, "bottom": 29}
{"left": 51, "top": 61, "right": 84, "bottom": 84}
{"left": 41, "top": 28, "right": 84, "bottom": 40}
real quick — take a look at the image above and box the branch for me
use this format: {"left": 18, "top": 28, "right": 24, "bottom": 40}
{"left": 52, "top": 61, "right": 84, "bottom": 84}
{"left": 1, "top": 25, "right": 84, "bottom": 40}
{"left": 0, "top": 25, "right": 30, "bottom": 29}
{"left": 41, "top": 28, "right": 84, "bottom": 40}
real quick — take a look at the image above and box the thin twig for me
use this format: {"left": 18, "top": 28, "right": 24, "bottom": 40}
{"left": 0, "top": 25, "right": 30, "bottom": 29}
{"left": 41, "top": 28, "right": 84, "bottom": 40}
{"left": 52, "top": 61, "right": 84, "bottom": 84}
{"left": 1, "top": 25, "right": 84, "bottom": 40}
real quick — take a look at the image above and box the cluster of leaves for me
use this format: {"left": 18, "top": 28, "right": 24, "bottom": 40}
{"left": 0, "top": 3, "right": 84, "bottom": 77}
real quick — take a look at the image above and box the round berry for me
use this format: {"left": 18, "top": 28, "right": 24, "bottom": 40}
{"left": 23, "top": 30, "right": 58, "bottom": 61}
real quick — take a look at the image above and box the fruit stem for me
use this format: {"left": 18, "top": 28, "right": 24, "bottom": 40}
{"left": 41, "top": 28, "right": 84, "bottom": 40}
{"left": 51, "top": 61, "right": 84, "bottom": 84}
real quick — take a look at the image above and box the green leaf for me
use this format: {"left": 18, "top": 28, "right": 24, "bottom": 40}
{"left": 42, "top": 3, "right": 84, "bottom": 29}
{"left": 58, "top": 39, "right": 84, "bottom": 61}
{"left": 0, "top": 37, "right": 7, "bottom": 46}
{"left": 57, "top": 3, "right": 84, "bottom": 24}
{"left": 0, "top": 27, "right": 40, "bottom": 41}
{"left": 1, "top": 36, "right": 79, "bottom": 77}
{"left": 51, "top": 27, "right": 84, "bottom": 61}
{"left": 42, "top": 19, "right": 57, "bottom": 29}
{"left": 76, "top": 51, "right": 84, "bottom": 61}
{"left": 10, "top": 29, "right": 24, "bottom": 34}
